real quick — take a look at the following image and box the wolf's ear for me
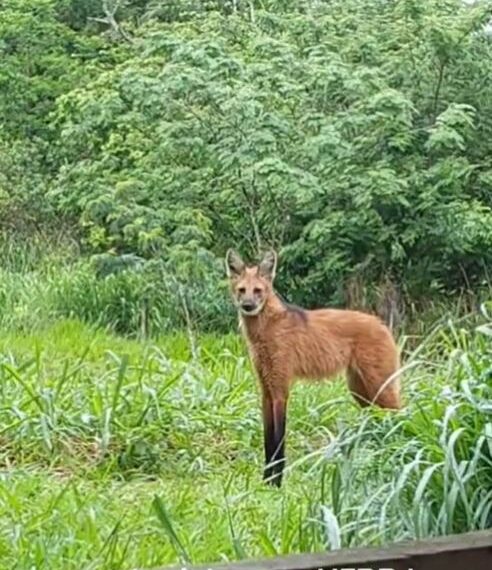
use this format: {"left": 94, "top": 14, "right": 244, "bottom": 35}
{"left": 225, "top": 249, "right": 245, "bottom": 278}
{"left": 258, "top": 250, "right": 277, "bottom": 281}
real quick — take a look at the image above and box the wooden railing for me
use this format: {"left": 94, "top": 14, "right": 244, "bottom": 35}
{"left": 156, "top": 529, "right": 492, "bottom": 570}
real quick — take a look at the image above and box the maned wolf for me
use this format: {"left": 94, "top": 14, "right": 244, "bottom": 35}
{"left": 226, "top": 249, "right": 401, "bottom": 487}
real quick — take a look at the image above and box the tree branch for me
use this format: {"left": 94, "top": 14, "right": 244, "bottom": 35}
{"left": 89, "top": 0, "right": 133, "bottom": 44}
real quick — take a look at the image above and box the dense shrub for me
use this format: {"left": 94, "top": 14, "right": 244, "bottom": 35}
{"left": 1, "top": 0, "right": 492, "bottom": 322}
{"left": 0, "top": 238, "right": 233, "bottom": 335}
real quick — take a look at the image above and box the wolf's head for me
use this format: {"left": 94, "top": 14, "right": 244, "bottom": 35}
{"left": 225, "top": 249, "right": 277, "bottom": 316}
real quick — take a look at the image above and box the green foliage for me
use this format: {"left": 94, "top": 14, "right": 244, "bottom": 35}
{"left": 50, "top": 0, "right": 492, "bottom": 305}
{"left": 0, "top": 314, "right": 490, "bottom": 568}
{"left": 1, "top": 0, "right": 492, "bottom": 318}
{"left": 0, "top": 0, "right": 107, "bottom": 138}
{"left": 1, "top": 6, "right": 491, "bottom": 566}
{"left": 0, "top": 243, "right": 233, "bottom": 335}
{"left": 327, "top": 319, "right": 492, "bottom": 541}
{"left": 0, "top": 0, "right": 111, "bottom": 230}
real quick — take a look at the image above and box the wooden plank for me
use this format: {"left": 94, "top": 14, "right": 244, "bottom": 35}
{"left": 154, "top": 529, "right": 492, "bottom": 570}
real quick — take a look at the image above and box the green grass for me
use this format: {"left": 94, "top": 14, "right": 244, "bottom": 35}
{"left": 0, "top": 236, "right": 233, "bottom": 337}
{"left": 0, "top": 313, "right": 491, "bottom": 569}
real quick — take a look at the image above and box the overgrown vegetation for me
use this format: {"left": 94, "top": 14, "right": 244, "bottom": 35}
{"left": 0, "top": 236, "right": 233, "bottom": 335}
{"left": 1, "top": 2, "right": 492, "bottom": 568}
{"left": 0, "top": 312, "right": 490, "bottom": 569}
{"left": 2, "top": 0, "right": 492, "bottom": 332}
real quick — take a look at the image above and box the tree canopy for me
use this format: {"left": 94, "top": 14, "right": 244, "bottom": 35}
{"left": 1, "top": 0, "right": 492, "bottom": 322}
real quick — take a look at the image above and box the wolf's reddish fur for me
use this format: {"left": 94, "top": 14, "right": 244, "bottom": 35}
{"left": 226, "top": 249, "right": 401, "bottom": 487}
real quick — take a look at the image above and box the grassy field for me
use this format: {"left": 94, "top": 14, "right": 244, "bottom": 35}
{"left": 0, "top": 313, "right": 491, "bottom": 570}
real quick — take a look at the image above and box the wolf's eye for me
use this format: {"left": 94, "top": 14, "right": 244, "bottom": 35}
{"left": 238, "top": 287, "right": 246, "bottom": 294}
{"left": 253, "top": 287, "right": 262, "bottom": 295}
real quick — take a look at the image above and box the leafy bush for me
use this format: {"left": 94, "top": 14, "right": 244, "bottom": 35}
{"left": 50, "top": 0, "right": 492, "bottom": 307}
{"left": 0, "top": 239, "right": 233, "bottom": 335}
{"left": 2, "top": 0, "right": 492, "bottom": 320}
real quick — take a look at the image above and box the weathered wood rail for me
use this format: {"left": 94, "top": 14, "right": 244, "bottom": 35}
{"left": 156, "top": 529, "right": 492, "bottom": 570}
